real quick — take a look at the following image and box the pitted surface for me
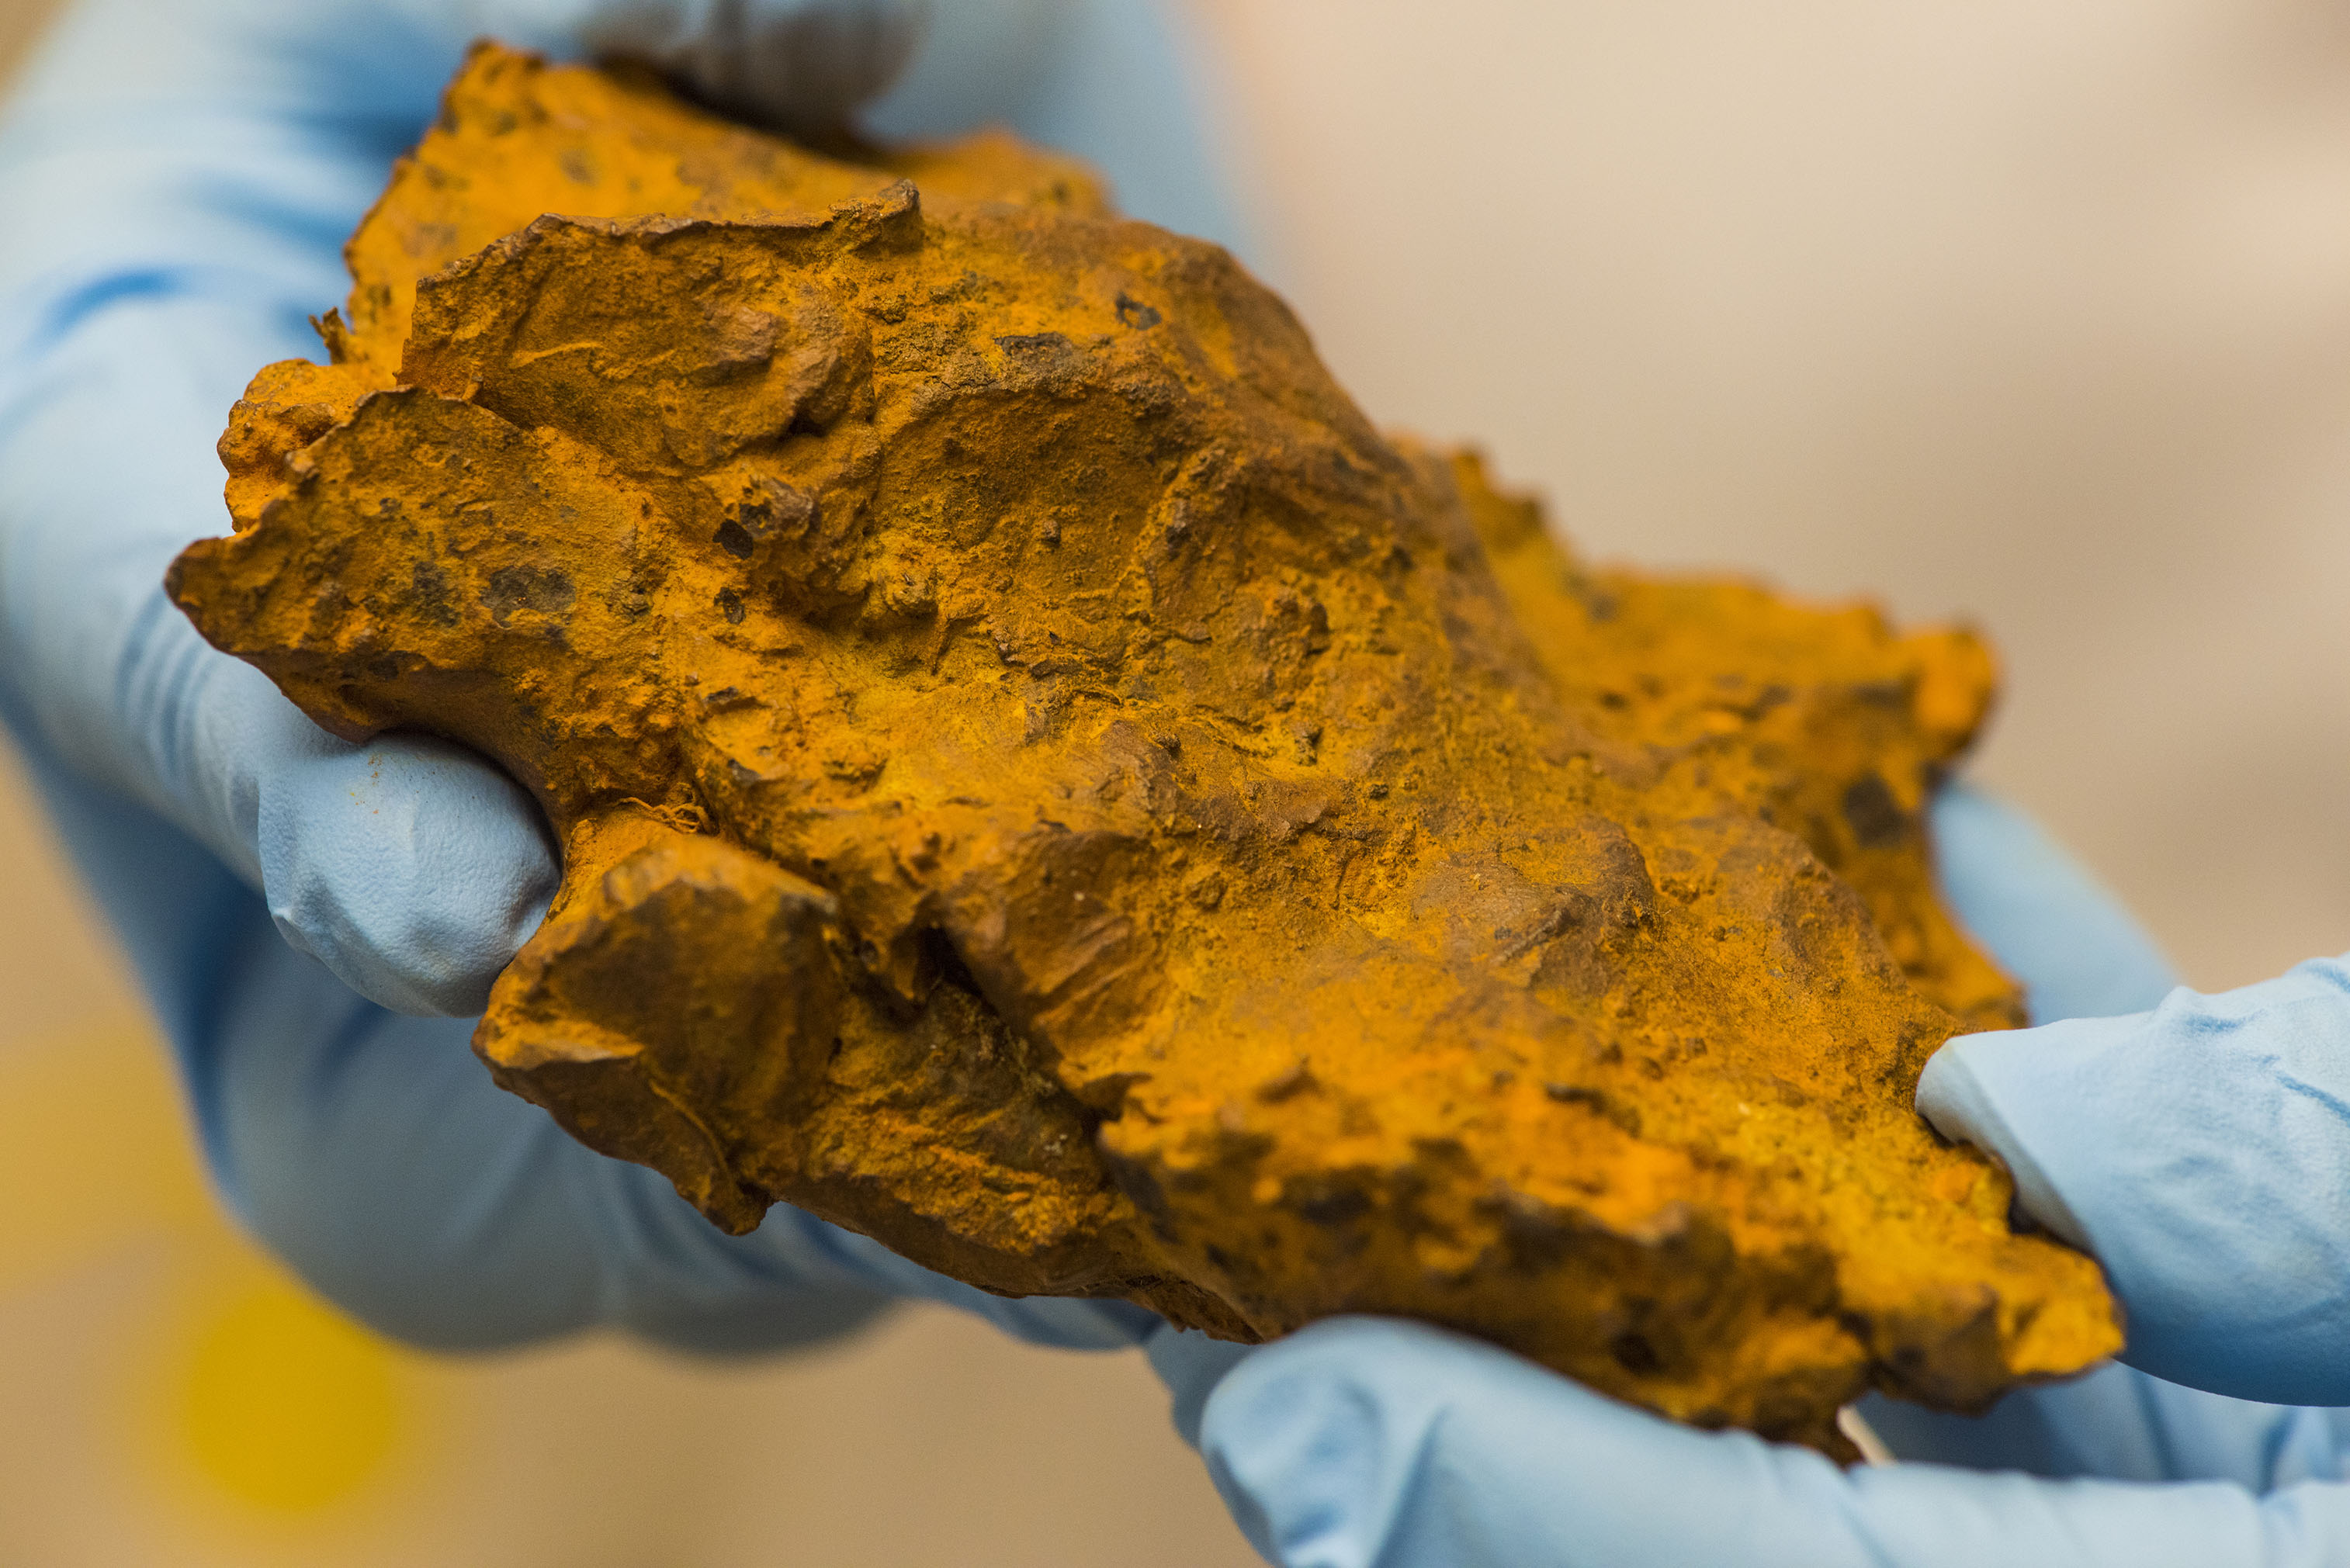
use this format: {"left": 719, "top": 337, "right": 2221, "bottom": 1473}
{"left": 169, "top": 43, "right": 2116, "bottom": 1452}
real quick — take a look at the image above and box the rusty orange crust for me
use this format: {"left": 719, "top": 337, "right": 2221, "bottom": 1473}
{"left": 169, "top": 43, "right": 2116, "bottom": 1452}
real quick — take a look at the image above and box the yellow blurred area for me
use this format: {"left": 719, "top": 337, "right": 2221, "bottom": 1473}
{"left": 0, "top": 1027, "right": 417, "bottom": 1518}
{"left": 166, "top": 1269, "right": 411, "bottom": 1514}
{"left": 0, "top": 1015, "right": 428, "bottom": 1559}
{"left": 0, "top": 1020, "right": 418, "bottom": 1525}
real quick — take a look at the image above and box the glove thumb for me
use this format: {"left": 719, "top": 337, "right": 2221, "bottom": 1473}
{"left": 1920, "top": 964, "right": 2350, "bottom": 1405}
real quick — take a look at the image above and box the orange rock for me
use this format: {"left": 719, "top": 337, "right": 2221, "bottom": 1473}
{"left": 169, "top": 43, "right": 2116, "bottom": 1452}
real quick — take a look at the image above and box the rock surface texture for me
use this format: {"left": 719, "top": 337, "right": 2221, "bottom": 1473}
{"left": 170, "top": 43, "right": 2119, "bottom": 1452}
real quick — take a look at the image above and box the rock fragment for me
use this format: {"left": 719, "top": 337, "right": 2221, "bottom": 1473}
{"left": 169, "top": 42, "right": 2118, "bottom": 1452}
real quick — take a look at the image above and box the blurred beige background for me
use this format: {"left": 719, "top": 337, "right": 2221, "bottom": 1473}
{"left": 5, "top": 0, "right": 2350, "bottom": 1562}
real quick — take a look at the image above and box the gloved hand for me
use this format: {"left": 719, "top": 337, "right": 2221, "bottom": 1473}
{"left": 1146, "top": 783, "right": 2350, "bottom": 1567}
{"left": 0, "top": 0, "right": 1226, "bottom": 1353}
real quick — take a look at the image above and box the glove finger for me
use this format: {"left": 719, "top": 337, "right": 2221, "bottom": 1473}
{"left": 258, "top": 723, "right": 559, "bottom": 1016}
{"left": 1918, "top": 961, "right": 2350, "bottom": 1404}
{"left": 9, "top": 709, "right": 848, "bottom": 1350}
{"left": 74, "top": 592, "right": 563, "bottom": 1019}
{"left": 1927, "top": 781, "right": 2178, "bottom": 1023}
{"left": 1915, "top": 779, "right": 2164, "bottom": 1255}
{"left": 1157, "top": 1317, "right": 2349, "bottom": 1568}
{"left": 13, "top": 705, "right": 1149, "bottom": 1354}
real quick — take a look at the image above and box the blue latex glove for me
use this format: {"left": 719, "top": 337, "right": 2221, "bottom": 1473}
{"left": 1146, "top": 784, "right": 2350, "bottom": 1566}
{"left": 0, "top": 0, "right": 1228, "bottom": 1354}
